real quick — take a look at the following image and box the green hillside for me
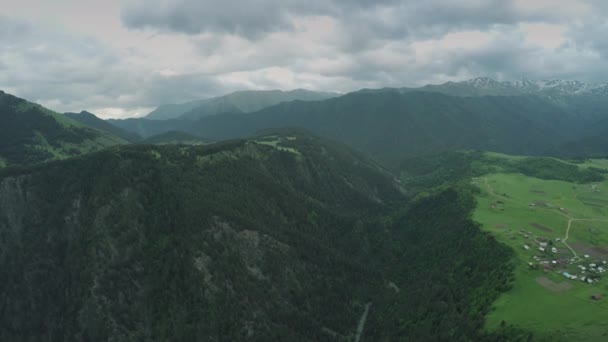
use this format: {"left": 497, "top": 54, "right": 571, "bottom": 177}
{"left": 65, "top": 111, "right": 142, "bottom": 142}
{"left": 0, "top": 91, "right": 126, "bottom": 166}
{"left": 0, "top": 131, "right": 519, "bottom": 341}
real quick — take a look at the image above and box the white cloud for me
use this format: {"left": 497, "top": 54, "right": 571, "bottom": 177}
{"left": 2, "top": 0, "right": 608, "bottom": 118}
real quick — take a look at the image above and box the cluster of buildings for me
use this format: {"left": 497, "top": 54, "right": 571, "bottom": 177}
{"left": 522, "top": 235, "right": 607, "bottom": 285}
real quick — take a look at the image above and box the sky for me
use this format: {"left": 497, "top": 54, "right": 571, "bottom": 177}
{"left": 2, "top": 0, "right": 608, "bottom": 118}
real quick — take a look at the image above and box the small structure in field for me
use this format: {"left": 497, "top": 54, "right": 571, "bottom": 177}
{"left": 591, "top": 294, "right": 602, "bottom": 301}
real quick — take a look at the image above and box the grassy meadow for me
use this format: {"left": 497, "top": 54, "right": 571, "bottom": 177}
{"left": 473, "top": 157, "right": 608, "bottom": 341}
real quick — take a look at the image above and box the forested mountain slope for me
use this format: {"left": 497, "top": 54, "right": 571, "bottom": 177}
{"left": 0, "top": 91, "right": 125, "bottom": 166}
{"left": 0, "top": 131, "right": 518, "bottom": 341}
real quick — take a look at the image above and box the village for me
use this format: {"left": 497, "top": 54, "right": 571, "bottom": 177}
{"left": 521, "top": 234, "right": 607, "bottom": 284}
{"left": 487, "top": 191, "right": 607, "bottom": 301}
{"left": 504, "top": 218, "right": 607, "bottom": 299}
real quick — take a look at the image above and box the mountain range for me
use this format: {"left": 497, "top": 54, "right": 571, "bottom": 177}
{"left": 0, "top": 80, "right": 602, "bottom": 340}
{"left": 104, "top": 77, "right": 608, "bottom": 166}
{"left": 145, "top": 89, "right": 338, "bottom": 120}
{"left": 398, "top": 77, "right": 608, "bottom": 98}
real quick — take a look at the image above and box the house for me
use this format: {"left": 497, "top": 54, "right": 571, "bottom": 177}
{"left": 584, "top": 254, "right": 590, "bottom": 259}
{"left": 523, "top": 245, "right": 530, "bottom": 250}
{"left": 539, "top": 242, "right": 548, "bottom": 248}
{"left": 590, "top": 263, "right": 597, "bottom": 268}
{"left": 551, "top": 247, "right": 558, "bottom": 253}
{"left": 563, "top": 272, "right": 571, "bottom": 278}
{"left": 538, "top": 247, "right": 545, "bottom": 252}
{"left": 591, "top": 294, "right": 602, "bottom": 301}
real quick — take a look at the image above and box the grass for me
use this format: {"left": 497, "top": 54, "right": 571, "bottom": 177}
{"left": 254, "top": 136, "right": 301, "bottom": 155}
{"left": 473, "top": 162, "right": 608, "bottom": 341}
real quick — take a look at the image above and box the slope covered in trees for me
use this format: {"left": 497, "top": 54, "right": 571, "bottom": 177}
{"left": 0, "top": 131, "right": 519, "bottom": 341}
{"left": 0, "top": 91, "right": 126, "bottom": 166}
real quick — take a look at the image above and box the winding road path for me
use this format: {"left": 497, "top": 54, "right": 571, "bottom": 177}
{"left": 563, "top": 218, "right": 608, "bottom": 260}
{"left": 354, "top": 303, "right": 372, "bottom": 342}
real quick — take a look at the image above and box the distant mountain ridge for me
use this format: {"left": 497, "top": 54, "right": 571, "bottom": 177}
{"left": 146, "top": 89, "right": 339, "bottom": 120}
{"left": 64, "top": 111, "right": 141, "bottom": 142}
{"left": 386, "top": 77, "right": 608, "bottom": 98}
{"left": 110, "top": 91, "right": 586, "bottom": 165}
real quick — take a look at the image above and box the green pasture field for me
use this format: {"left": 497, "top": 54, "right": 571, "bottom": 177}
{"left": 473, "top": 159, "right": 608, "bottom": 341}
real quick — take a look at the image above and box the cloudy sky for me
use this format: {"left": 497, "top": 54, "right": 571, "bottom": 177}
{"left": 2, "top": 0, "right": 608, "bottom": 118}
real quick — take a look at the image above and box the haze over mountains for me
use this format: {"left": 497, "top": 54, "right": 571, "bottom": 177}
{"left": 101, "top": 77, "right": 608, "bottom": 165}
{"left": 145, "top": 89, "right": 339, "bottom": 120}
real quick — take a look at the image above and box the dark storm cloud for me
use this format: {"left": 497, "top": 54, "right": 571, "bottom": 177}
{"left": 121, "top": 0, "right": 406, "bottom": 38}
{"left": 122, "top": 0, "right": 568, "bottom": 40}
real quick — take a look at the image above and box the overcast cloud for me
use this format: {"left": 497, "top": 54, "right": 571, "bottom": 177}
{"left": 1, "top": 0, "right": 608, "bottom": 118}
